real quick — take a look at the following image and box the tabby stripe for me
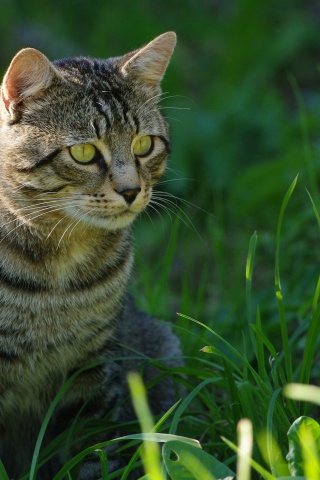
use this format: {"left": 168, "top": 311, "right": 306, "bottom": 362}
{"left": 71, "top": 251, "right": 129, "bottom": 291}
{"left": 158, "top": 135, "right": 171, "bottom": 154}
{"left": 0, "top": 247, "right": 129, "bottom": 294}
{"left": 94, "top": 98, "right": 111, "bottom": 129}
{"left": 111, "top": 88, "right": 130, "bottom": 122}
{"left": 0, "top": 264, "right": 46, "bottom": 293}
{"left": 0, "top": 348, "right": 20, "bottom": 361}
{"left": 16, "top": 148, "right": 62, "bottom": 172}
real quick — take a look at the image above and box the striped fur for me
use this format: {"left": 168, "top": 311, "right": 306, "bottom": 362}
{"left": 0, "top": 32, "right": 181, "bottom": 479}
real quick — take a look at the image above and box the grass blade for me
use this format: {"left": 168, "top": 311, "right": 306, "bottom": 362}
{"left": 275, "top": 176, "right": 298, "bottom": 383}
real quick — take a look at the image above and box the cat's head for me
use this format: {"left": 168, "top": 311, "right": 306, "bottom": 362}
{"left": 0, "top": 32, "right": 176, "bottom": 233}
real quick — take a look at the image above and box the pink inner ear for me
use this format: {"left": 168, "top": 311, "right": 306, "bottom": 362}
{"left": 2, "top": 48, "right": 56, "bottom": 113}
{"left": 2, "top": 69, "right": 21, "bottom": 110}
{"left": 121, "top": 32, "right": 176, "bottom": 85}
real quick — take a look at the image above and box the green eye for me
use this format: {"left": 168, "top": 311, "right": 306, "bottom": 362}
{"left": 133, "top": 135, "right": 153, "bottom": 157}
{"left": 69, "top": 144, "right": 97, "bottom": 163}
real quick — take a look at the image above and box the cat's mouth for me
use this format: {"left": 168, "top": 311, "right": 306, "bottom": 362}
{"left": 71, "top": 205, "right": 141, "bottom": 231}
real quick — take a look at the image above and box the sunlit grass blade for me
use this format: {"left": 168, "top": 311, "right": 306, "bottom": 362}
{"left": 237, "top": 419, "right": 253, "bottom": 480}
{"left": 265, "top": 388, "right": 290, "bottom": 476}
{"left": 283, "top": 384, "right": 320, "bottom": 406}
{"left": 222, "top": 434, "right": 277, "bottom": 480}
{"left": 275, "top": 176, "right": 298, "bottom": 384}
{"left": 120, "top": 400, "right": 180, "bottom": 480}
{"left": 127, "top": 371, "right": 164, "bottom": 480}
{"left": 257, "top": 430, "right": 289, "bottom": 477}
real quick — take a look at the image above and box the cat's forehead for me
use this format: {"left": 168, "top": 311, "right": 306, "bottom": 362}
{"left": 53, "top": 56, "right": 118, "bottom": 85}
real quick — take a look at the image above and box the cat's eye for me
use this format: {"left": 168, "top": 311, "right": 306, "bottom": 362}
{"left": 133, "top": 135, "right": 153, "bottom": 157}
{"left": 69, "top": 144, "right": 97, "bottom": 163}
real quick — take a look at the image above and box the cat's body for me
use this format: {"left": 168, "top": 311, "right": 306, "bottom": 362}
{"left": 0, "top": 32, "right": 181, "bottom": 479}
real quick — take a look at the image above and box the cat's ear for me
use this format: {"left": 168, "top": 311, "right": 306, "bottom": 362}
{"left": 120, "top": 32, "right": 176, "bottom": 85}
{"left": 1, "top": 48, "right": 60, "bottom": 114}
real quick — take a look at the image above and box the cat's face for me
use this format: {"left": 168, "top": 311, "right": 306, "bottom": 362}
{"left": 0, "top": 33, "right": 176, "bottom": 232}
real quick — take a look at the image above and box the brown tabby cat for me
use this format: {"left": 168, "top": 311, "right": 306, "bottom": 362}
{"left": 0, "top": 32, "right": 182, "bottom": 479}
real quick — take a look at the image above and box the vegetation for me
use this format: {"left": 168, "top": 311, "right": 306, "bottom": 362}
{"left": 1, "top": 0, "right": 320, "bottom": 478}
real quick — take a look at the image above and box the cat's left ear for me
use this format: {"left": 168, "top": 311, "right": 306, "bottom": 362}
{"left": 120, "top": 32, "right": 176, "bottom": 85}
{"left": 1, "top": 48, "right": 60, "bottom": 115}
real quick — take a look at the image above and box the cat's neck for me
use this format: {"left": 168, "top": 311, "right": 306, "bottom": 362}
{"left": 0, "top": 211, "right": 134, "bottom": 292}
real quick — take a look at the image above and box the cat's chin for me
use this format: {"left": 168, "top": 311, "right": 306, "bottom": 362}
{"left": 82, "top": 211, "right": 138, "bottom": 231}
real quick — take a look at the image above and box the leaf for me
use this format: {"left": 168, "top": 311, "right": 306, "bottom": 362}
{"left": 163, "top": 440, "right": 235, "bottom": 480}
{"left": 0, "top": 459, "right": 10, "bottom": 480}
{"left": 286, "top": 416, "right": 320, "bottom": 476}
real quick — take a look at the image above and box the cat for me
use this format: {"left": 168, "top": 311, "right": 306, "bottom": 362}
{"left": 0, "top": 32, "right": 182, "bottom": 479}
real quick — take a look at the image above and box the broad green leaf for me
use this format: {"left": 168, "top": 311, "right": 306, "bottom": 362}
{"left": 163, "top": 440, "right": 235, "bottom": 480}
{"left": 287, "top": 416, "right": 320, "bottom": 476}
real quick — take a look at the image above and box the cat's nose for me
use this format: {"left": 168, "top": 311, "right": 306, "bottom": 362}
{"left": 116, "top": 187, "right": 141, "bottom": 205}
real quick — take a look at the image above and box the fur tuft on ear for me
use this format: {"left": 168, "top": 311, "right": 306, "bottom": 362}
{"left": 120, "top": 32, "right": 176, "bottom": 85}
{"left": 1, "top": 48, "right": 60, "bottom": 114}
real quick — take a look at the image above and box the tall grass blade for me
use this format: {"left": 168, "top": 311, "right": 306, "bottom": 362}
{"left": 265, "top": 388, "right": 289, "bottom": 476}
{"left": 246, "top": 232, "right": 258, "bottom": 354}
{"left": 275, "top": 176, "right": 298, "bottom": 383}
{"left": 284, "top": 384, "right": 320, "bottom": 406}
{"left": 237, "top": 419, "right": 253, "bottom": 480}
{"left": 255, "top": 307, "right": 268, "bottom": 382}
{"left": 222, "top": 436, "right": 277, "bottom": 480}
{"left": 307, "top": 189, "right": 320, "bottom": 229}
{"left": 127, "top": 372, "right": 163, "bottom": 480}
{"left": 299, "top": 306, "right": 320, "bottom": 386}
{"left": 169, "top": 377, "right": 222, "bottom": 435}
{"left": 121, "top": 401, "right": 180, "bottom": 480}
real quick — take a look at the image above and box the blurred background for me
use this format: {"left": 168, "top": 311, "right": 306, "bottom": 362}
{"left": 1, "top": 0, "right": 320, "bottom": 356}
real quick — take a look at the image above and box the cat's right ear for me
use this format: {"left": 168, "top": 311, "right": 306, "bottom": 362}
{"left": 1, "top": 48, "right": 59, "bottom": 115}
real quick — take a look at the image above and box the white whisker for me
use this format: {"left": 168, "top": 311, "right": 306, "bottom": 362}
{"left": 56, "top": 209, "right": 94, "bottom": 249}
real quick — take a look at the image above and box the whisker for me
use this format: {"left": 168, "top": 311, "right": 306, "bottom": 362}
{"left": 46, "top": 212, "right": 74, "bottom": 240}
{"left": 57, "top": 209, "right": 94, "bottom": 249}
{"left": 135, "top": 91, "right": 169, "bottom": 115}
{"left": 0, "top": 205, "right": 71, "bottom": 243}
{"left": 149, "top": 196, "right": 203, "bottom": 241}
{"left": 0, "top": 201, "right": 80, "bottom": 229}
{"left": 156, "top": 177, "right": 194, "bottom": 186}
{"left": 158, "top": 106, "right": 191, "bottom": 111}
{"left": 145, "top": 202, "right": 168, "bottom": 232}
{"left": 152, "top": 190, "right": 214, "bottom": 217}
